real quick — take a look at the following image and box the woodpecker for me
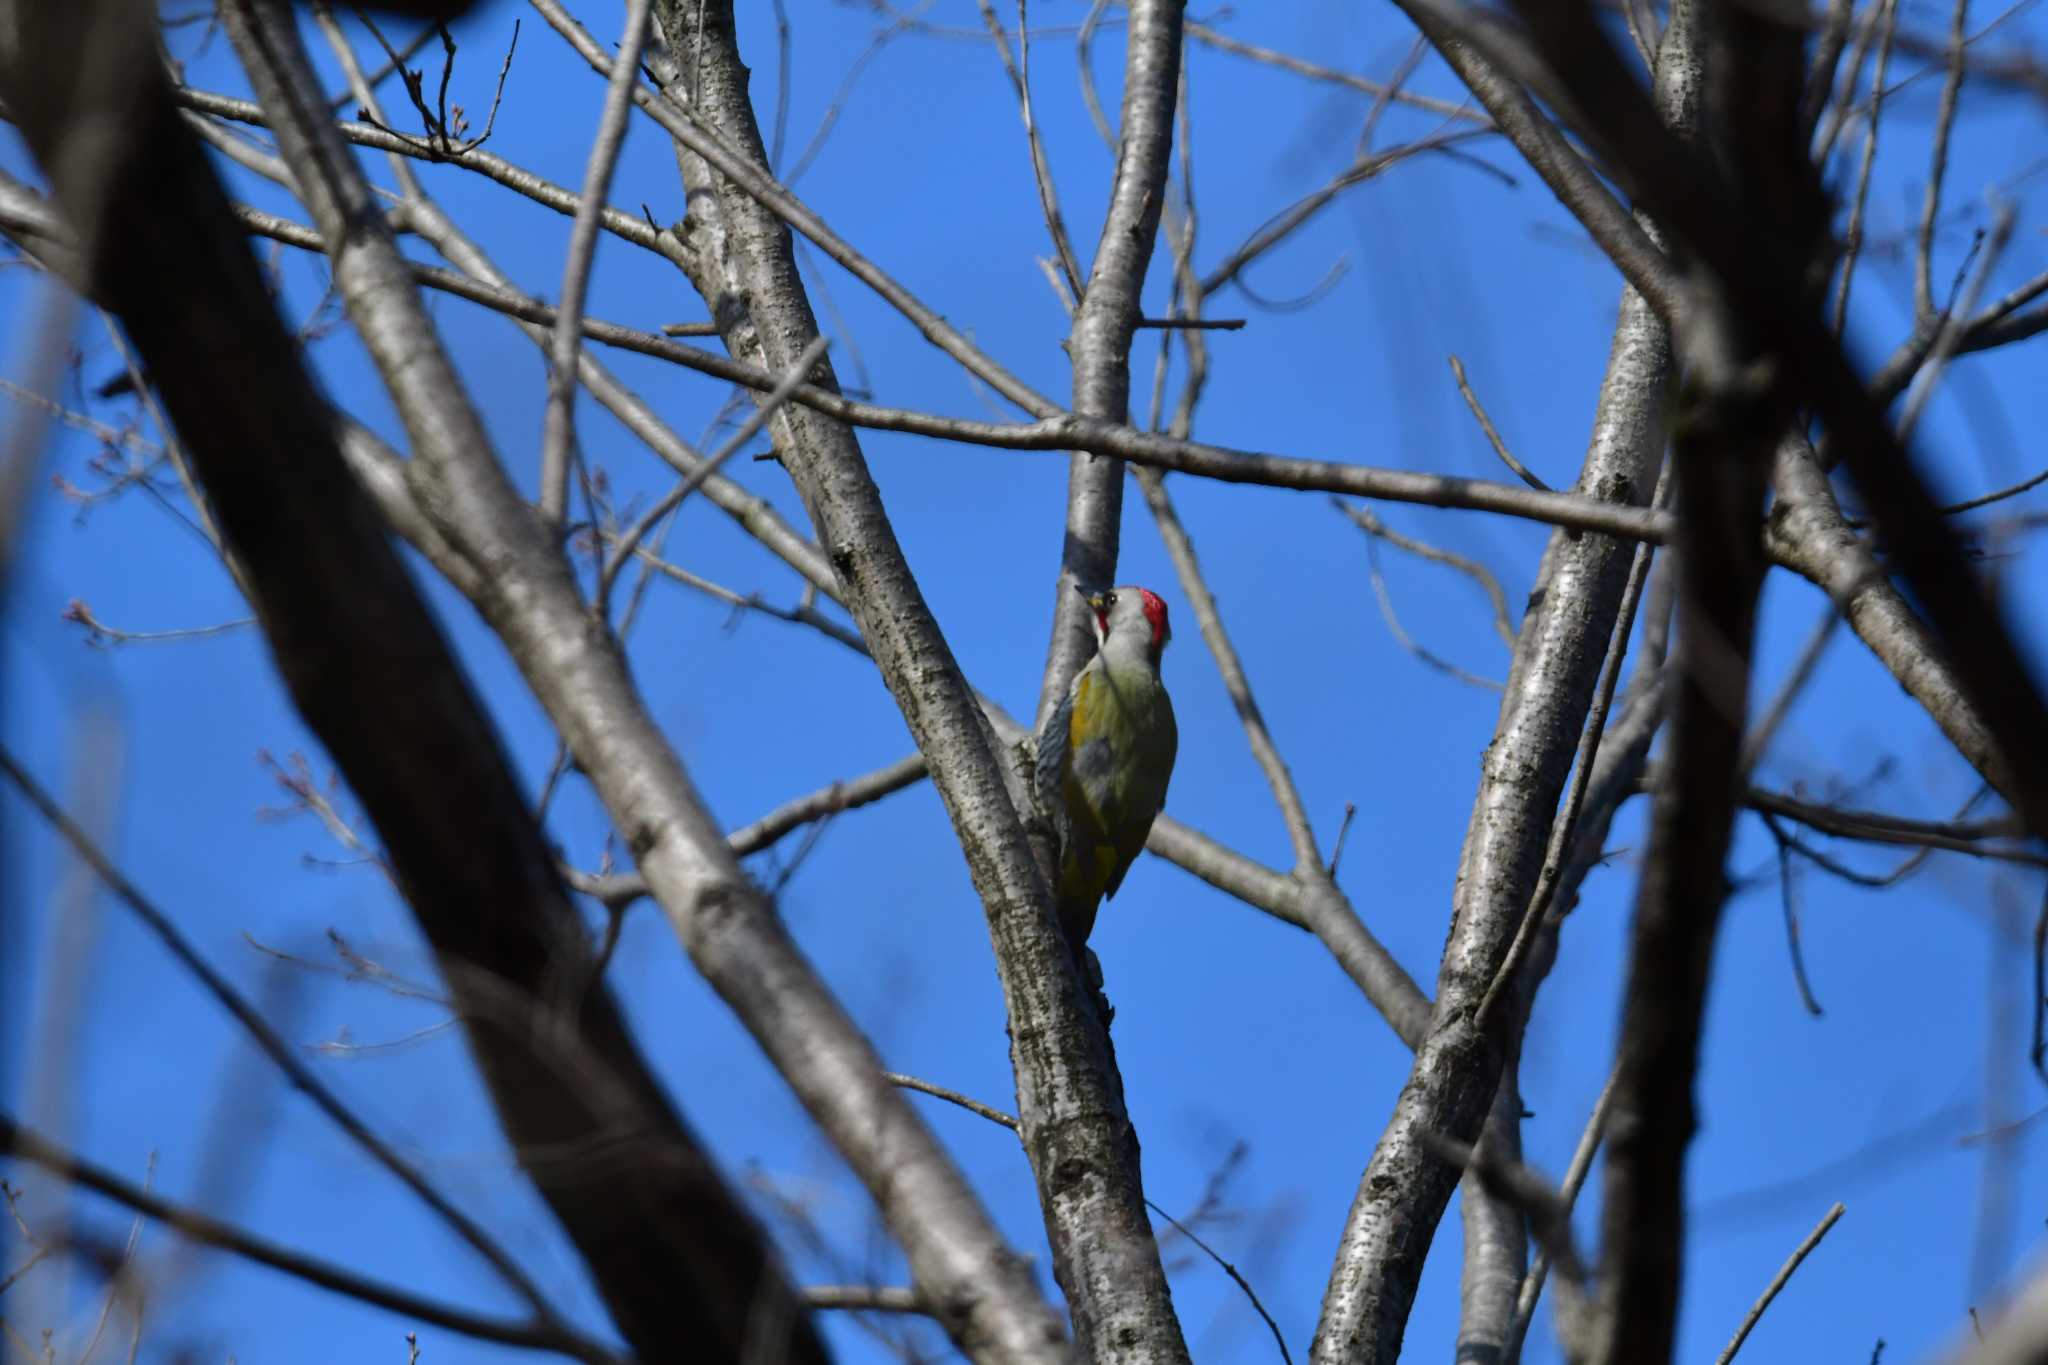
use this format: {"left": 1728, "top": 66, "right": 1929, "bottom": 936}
{"left": 1035, "top": 584, "right": 1178, "bottom": 949}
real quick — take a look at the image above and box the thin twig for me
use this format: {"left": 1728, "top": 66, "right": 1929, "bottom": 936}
{"left": 1144, "top": 1196, "right": 1293, "bottom": 1365}
{"left": 1712, "top": 1203, "right": 1847, "bottom": 1364}
{"left": 603, "top": 549, "right": 868, "bottom": 654}
{"left": 884, "top": 1072, "right": 1020, "bottom": 1130}
{"left": 1745, "top": 786, "right": 2036, "bottom": 864}
{"left": 1897, "top": 205, "right": 2017, "bottom": 443}
{"left": 1198, "top": 129, "right": 1499, "bottom": 301}
{"left": 1336, "top": 499, "right": 1517, "bottom": 651}
{"left": 538, "top": 0, "right": 653, "bottom": 530}
{"left": 1941, "top": 466, "right": 2048, "bottom": 517}
{"left": 1812, "top": 0, "right": 1880, "bottom": 164}
{"left": 1770, "top": 833, "right": 1826, "bottom": 1016}
{"left": 1450, "top": 355, "right": 1549, "bottom": 492}
{"left": 1328, "top": 802, "right": 1358, "bottom": 879}
{"left": 1739, "top": 602, "right": 1841, "bottom": 773}
{"left": 77, "top": 183, "right": 1679, "bottom": 544}
{"left": 0, "top": 747, "right": 565, "bottom": 1326}
{"left": 328, "top": 19, "right": 435, "bottom": 110}
{"left": 1802, "top": 0, "right": 1857, "bottom": 133}
{"left": 1830, "top": 0, "right": 1899, "bottom": 336}
{"left": 1139, "top": 468, "right": 1324, "bottom": 869}
{"left": 974, "top": 0, "right": 1083, "bottom": 298}
{"left": 177, "top": 84, "right": 683, "bottom": 266}
{"left": 1915, "top": 0, "right": 1971, "bottom": 320}
{"left": 595, "top": 334, "right": 829, "bottom": 612}
{"left": 884, "top": 1068, "right": 1285, "bottom": 1363}
{"left": 537, "top": 0, "right": 1060, "bottom": 420}
{"left": 1184, "top": 20, "right": 1487, "bottom": 123}
{"left": 1505, "top": 1062, "right": 1620, "bottom": 1359}
{"left": 0, "top": 1114, "right": 621, "bottom": 1364}
{"left": 1358, "top": 522, "right": 1504, "bottom": 692}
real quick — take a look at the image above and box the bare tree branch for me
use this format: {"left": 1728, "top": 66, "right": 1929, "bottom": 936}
{"left": 0, "top": 3, "right": 831, "bottom": 1352}
{"left": 1449, "top": 355, "right": 1550, "bottom": 494}
{"left": 1183, "top": 20, "right": 1487, "bottom": 123}
{"left": 0, "top": 1114, "right": 622, "bottom": 1364}
{"left": 1035, "top": 0, "right": 1185, "bottom": 727}
{"left": 537, "top": 0, "right": 652, "bottom": 528}
{"left": 1489, "top": 0, "right": 2048, "bottom": 843}
{"left": 5, "top": 165, "right": 1684, "bottom": 551}
{"left": 1578, "top": 1, "right": 1819, "bottom": 1353}
{"left": 174, "top": 84, "right": 693, "bottom": 268}
{"left": 804, "top": 1286, "right": 931, "bottom": 1315}
{"left": 641, "top": 0, "right": 1182, "bottom": 1355}
{"left": 1143, "top": 471, "right": 1323, "bottom": 868}
{"left": 213, "top": 2, "right": 1066, "bottom": 1357}
{"left": 0, "top": 747, "right": 561, "bottom": 1328}
{"left": 1308, "top": 4, "right": 1693, "bottom": 1351}
{"left": 1767, "top": 435, "right": 2015, "bottom": 803}
{"left": 1384, "top": 2, "right": 1685, "bottom": 323}
{"left": 974, "top": 0, "right": 1084, "bottom": 298}
{"left": 1713, "top": 1203, "right": 1847, "bottom": 1365}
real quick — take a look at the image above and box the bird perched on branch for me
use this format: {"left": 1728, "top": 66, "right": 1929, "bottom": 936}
{"left": 1035, "top": 585, "right": 1178, "bottom": 950}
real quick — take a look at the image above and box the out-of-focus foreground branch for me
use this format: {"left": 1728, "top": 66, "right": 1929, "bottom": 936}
{"left": 1309, "top": 3, "right": 1697, "bottom": 1358}
{"left": 0, "top": 2, "right": 826, "bottom": 1359}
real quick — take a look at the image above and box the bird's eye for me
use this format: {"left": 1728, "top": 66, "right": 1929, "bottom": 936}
{"left": 1103, "top": 592, "right": 1117, "bottom": 608}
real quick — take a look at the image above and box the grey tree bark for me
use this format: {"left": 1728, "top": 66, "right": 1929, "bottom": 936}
{"left": 213, "top": 2, "right": 1071, "bottom": 1359}
{"left": 641, "top": 2, "right": 1191, "bottom": 1358}
{"left": 1307, "top": 2, "right": 1703, "bottom": 1345}
{"left": 0, "top": 4, "right": 826, "bottom": 1357}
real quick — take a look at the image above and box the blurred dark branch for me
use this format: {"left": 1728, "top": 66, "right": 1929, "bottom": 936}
{"left": 0, "top": 1113, "right": 620, "bottom": 1363}
{"left": 1487, "top": 0, "right": 2048, "bottom": 842}
{"left": 1387, "top": 0, "right": 1684, "bottom": 321}
{"left": 1505, "top": 1064, "right": 1622, "bottom": 1361}
{"left": 1737, "top": 601, "right": 1839, "bottom": 771}
{"left": 1309, "top": 3, "right": 1693, "bottom": 1354}
{"left": 1429, "top": 1133, "right": 1590, "bottom": 1294}
{"left": 1196, "top": 129, "right": 1498, "bottom": 302}
{"left": 1576, "top": 1, "right": 1817, "bottom": 1357}
{"left": 1767, "top": 436, "right": 2016, "bottom": 804}
{"left": 803, "top": 1286, "right": 930, "bottom": 1315}
{"left": 1743, "top": 786, "right": 2035, "bottom": 861}
{"left": 1183, "top": 20, "right": 1487, "bottom": 122}
{"left": 0, "top": 748, "right": 548, "bottom": 1316}
{"left": 0, "top": 1, "right": 828, "bottom": 1354}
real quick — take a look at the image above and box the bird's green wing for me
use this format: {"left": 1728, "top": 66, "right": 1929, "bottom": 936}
{"left": 1101, "top": 692, "right": 1176, "bottom": 901}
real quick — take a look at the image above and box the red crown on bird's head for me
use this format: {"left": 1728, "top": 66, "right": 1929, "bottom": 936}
{"left": 1135, "top": 587, "right": 1170, "bottom": 651}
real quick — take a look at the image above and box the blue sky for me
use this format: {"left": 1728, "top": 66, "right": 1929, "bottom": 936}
{"left": 5, "top": 1, "right": 2048, "bottom": 1361}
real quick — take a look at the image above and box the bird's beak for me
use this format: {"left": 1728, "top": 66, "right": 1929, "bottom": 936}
{"left": 1080, "top": 588, "right": 1107, "bottom": 613}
